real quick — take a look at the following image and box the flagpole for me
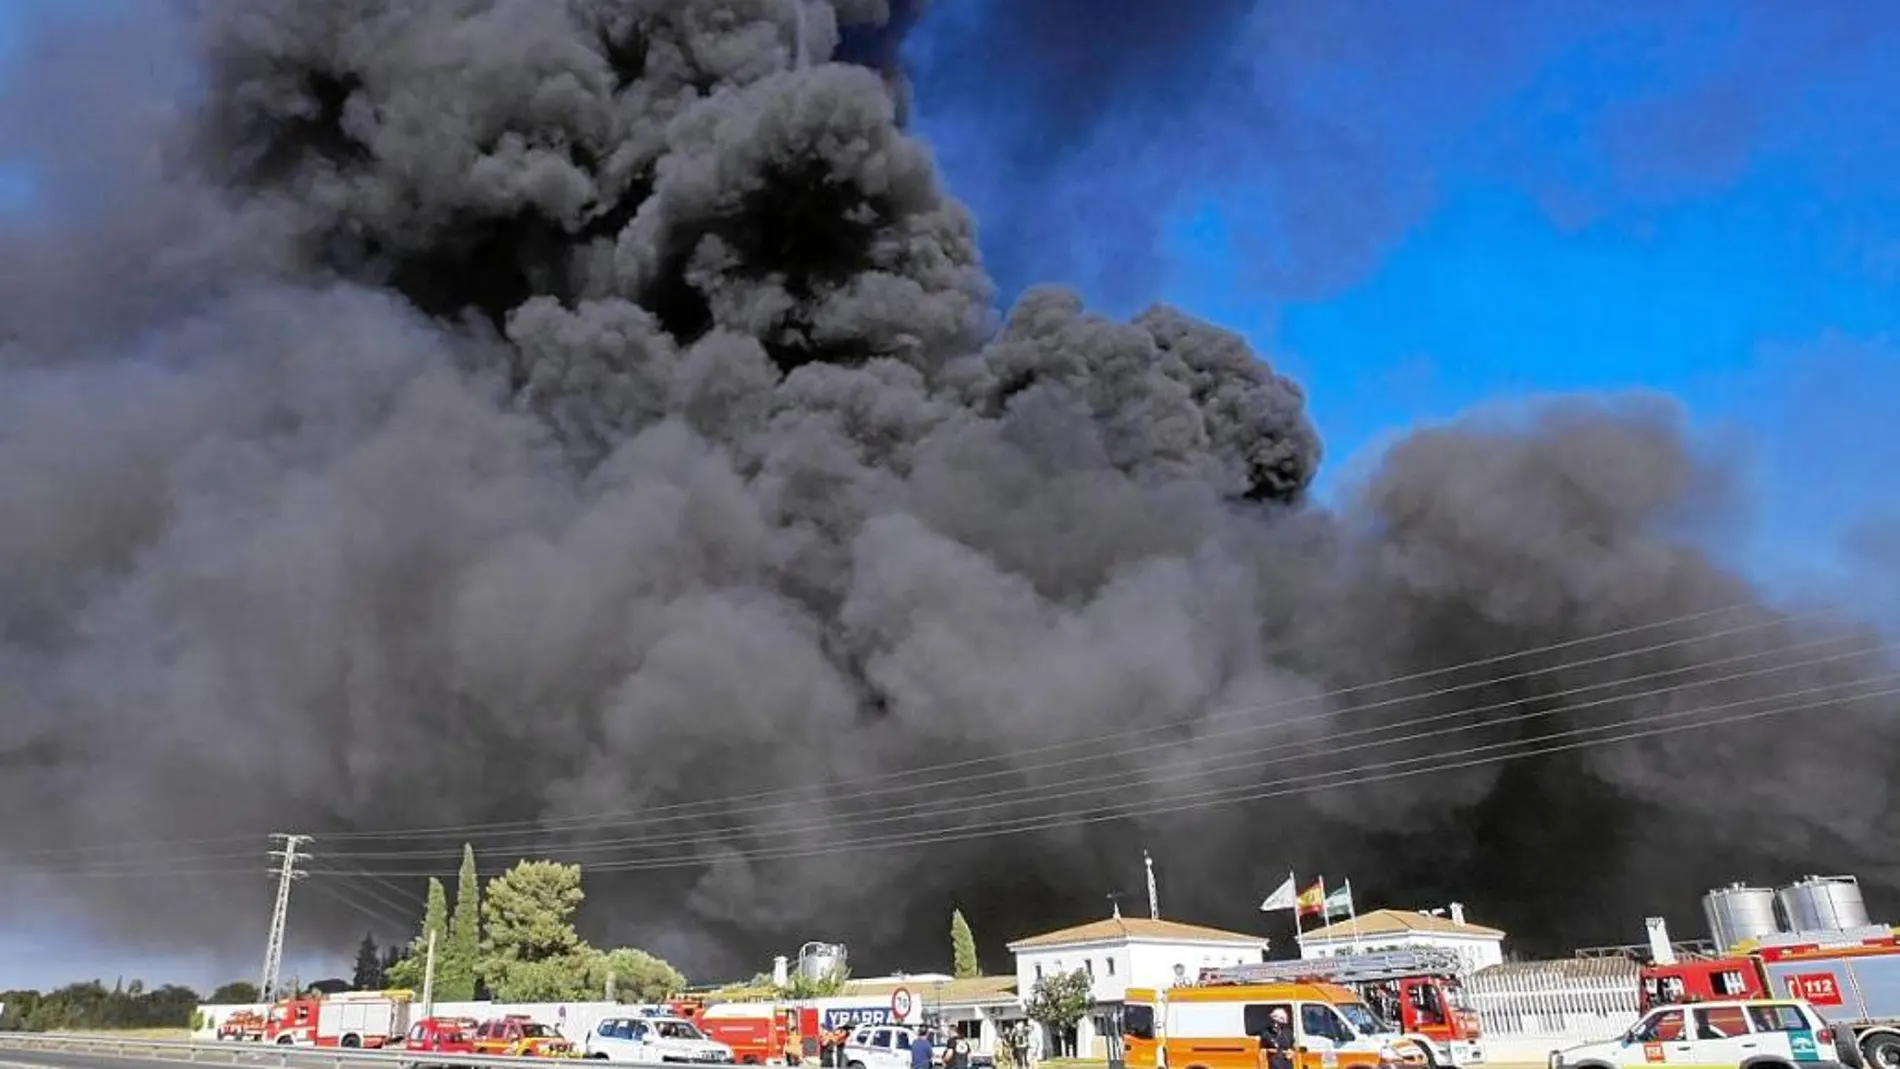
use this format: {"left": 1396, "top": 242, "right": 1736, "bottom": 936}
{"left": 1318, "top": 875, "right": 1326, "bottom": 931}
{"left": 1290, "top": 871, "right": 1303, "bottom": 939}
{"left": 1347, "top": 878, "right": 1361, "bottom": 953}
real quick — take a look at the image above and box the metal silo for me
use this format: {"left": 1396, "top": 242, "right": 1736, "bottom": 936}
{"left": 1703, "top": 882, "right": 1781, "bottom": 951}
{"left": 1777, "top": 875, "right": 1870, "bottom": 933}
{"left": 797, "top": 941, "right": 848, "bottom": 982}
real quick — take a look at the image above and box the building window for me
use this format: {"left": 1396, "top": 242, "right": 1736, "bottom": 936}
{"left": 1086, "top": 959, "right": 1095, "bottom": 977}
{"left": 1035, "top": 964, "right": 1043, "bottom": 981}
{"left": 1106, "top": 958, "right": 1115, "bottom": 976}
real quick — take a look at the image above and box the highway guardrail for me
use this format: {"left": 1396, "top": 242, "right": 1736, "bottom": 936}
{"left": 0, "top": 1033, "right": 596, "bottom": 1069}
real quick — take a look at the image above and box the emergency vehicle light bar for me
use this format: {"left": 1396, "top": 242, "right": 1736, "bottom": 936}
{"left": 1198, "top": 948, "right": 1470, "bottom": 986}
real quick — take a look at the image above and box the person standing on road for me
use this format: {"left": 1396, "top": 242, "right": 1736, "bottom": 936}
{"left": 945, "top": 1028, "right": 971, "bottom": 1069}
{"left": 823, "top": 1024, "right": 849, "bottom": 1068}
{"left": 910, "top": 1029, "right": 934, "bottom": 1069}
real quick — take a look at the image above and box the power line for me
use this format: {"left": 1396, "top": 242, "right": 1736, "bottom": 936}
{"left": 309, "top": 631, "right": 1882, "bottom": 860}
{"left": 0, "top": 598, "right": 1815, "bottom": 861}
{"left": 22, "top": 668, "right": 1894, "bottom": 879}
{"left": 305, "top": 876, "right": 413, "bottom": 933}
{"left": 300, "top": 600, "right": 1823, "bottom": 842}
{"left": 451, "top": 673, "right": 1900, "bottom": 875}
{"left": 309, "top": 859, "right": 424, "bottom": 917}
{"left": 12, "top": 633, "right": 1889, "bottom": 876}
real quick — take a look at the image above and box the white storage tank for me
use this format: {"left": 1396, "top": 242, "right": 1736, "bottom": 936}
{"left": 1777, "top": 875, "right": 1870, "bottom": 933}
{"left": 1704, "top": 882, "right": 1781, "bottom": 951}
{"left": 798, "top": 941, "right": 848, "bottom": 982}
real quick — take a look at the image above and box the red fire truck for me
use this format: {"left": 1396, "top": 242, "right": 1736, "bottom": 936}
{"left": 1639, "top": 928, "right": 1900, "bottom": 1066}
{"left": 698, "top": 1002, "right": 821, "bottom": 1064}
{"left": 216, "top": 1009, "right": 267, "bottom": 1041}
{"left": 1198, "top": 949, "right": 1486, "bottom": 1068}
{"left": 263, "top": 990, "right": 414, "bottom": 1048}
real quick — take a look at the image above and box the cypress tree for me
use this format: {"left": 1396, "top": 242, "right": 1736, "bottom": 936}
{"left": 951, "top": 909, "right": 979, "bottom": 979}
{"left": 439, "top": 844, "right": 481, "bottom": 1000}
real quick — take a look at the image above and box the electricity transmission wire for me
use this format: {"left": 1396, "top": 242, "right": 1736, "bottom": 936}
{"left": 5, "top": 598, "right": 1862, "bottom": 868}
{"left": 304, "top": 630, "right": 1884, "bottom": 861}
{"left": 9, "top": 618, "right": 1889, "bottom": 875}
{"left": 305, "top": 874, "right": 414, "bottom": 932}
{"left": 16, "top": 660, "right": 1892, "bottom": 879}
{"left": 294, "top": 599, "right": 1839, "bottom": 841}
{"left": 319, "top": 669, "right": 1900, "bottom": 875}
{"left": 310, "top": 859, "right": 425, "bottom": 914}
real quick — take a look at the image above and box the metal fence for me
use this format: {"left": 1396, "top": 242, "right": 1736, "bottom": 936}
{"left": 1466, "top": 959, "right": 1642, "bottom": 1045}
{"left": 0, "top": 1032, "right": 577, "bottom": 1069}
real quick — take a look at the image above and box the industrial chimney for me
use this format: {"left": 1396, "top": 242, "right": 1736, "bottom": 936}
{"left": 1449, "top": 903, "right": 1466, "bottom": 926}
{"left": 773, "top": 956, "right": 789, "bottom": 987}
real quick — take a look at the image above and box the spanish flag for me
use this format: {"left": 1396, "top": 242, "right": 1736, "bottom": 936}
{"left": 1296, "top": 879, "right": 1326, "bottom": 918}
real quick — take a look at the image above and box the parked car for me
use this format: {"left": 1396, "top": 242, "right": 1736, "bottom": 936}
{"left": 1549, "top": 998, "right": 1861, "bottom": 1069}
{"left": 472, "top": 1015, "right": 577, "bottom": 1058}
{"left": 842, "top": 1025, "right": 922, "bottom": 1069}
{"left": 397, "top": 1017, "right": 479, "bottom": 1068}
{"left": 583, "top": 1014, "right": 735, "bottom": 1063}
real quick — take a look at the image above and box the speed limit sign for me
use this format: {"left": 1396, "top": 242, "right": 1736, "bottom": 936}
{"left": 891, "top": 987, "right": 914, "bottom": 1020}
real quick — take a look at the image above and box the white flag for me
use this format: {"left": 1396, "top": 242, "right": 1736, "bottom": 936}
{"left": 1259, "top": 874, "right": 1297, "bottom": 912}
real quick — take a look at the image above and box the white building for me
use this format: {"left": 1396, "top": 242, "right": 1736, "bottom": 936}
{"left": 1296, "top": 904, "right": 1506, "bottom": 971}
{"left": 1006, "top": 912, "right": 1269, "bottom": 1057}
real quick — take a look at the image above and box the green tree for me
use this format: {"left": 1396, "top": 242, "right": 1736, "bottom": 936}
{"left": 1023, "top": 969, "right": 1092, "bottom": 1050}
{"left": 480, "top": 860, "right": 594, "bottom": 1000}
{"left": 786, "top": 965, "right": 849, "bottom": 998}
{"left": 207, "top": 982, "right": 260, "bottom": 1004}
{"left": 438, "top": 844, "right": 482, "bottom": 1000}
{"left": 353, "top": 932, "right": 386, "bottom": 990}
{"left": 1, "top": 989, "right": 41, "bottom": 1030}
{"left": 5, "top": 980, "right": 202, "bottom": 1032}
{"left": 592, "top": 948, "right": 687, "bottom": 1002}
{"left": 386, "top": 877, "right": 449, "bottom": 990}
{"left": 950, "top": 909, "right": 979, "bottom": 979}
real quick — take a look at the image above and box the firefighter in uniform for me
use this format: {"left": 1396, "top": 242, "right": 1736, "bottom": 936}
{"left": 784, "top": 1013, "right": 803, "bottom": 1066}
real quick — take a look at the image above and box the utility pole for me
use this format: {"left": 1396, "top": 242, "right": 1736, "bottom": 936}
{"left": 420, "top": 928, "right": 438, "bottom": 1017}
{"left": 259, "top": 834, "right": 312, "bottom": 1002}
{"left": 1144, "top": 850, "right": 1160, "bottom": 920}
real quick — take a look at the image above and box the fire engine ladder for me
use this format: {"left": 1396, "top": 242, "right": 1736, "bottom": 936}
{"left": 1200, "top": 948, "right": 1471, "bottom": 986}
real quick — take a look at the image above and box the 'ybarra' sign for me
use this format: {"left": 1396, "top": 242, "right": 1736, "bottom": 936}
{"left": 824, "top": 1007, "right": 897, "bottom": 1029}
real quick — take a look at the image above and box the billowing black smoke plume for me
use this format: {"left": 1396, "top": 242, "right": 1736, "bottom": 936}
{"left": 0, "top": 0, "right": 1895, "bottom": 981}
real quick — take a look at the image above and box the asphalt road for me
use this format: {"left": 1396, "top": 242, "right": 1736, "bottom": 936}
{"left": 0, "top": 1049, "right": 306, "bottom": 1069}
{"left": 0, "top": 1045, "right": 390, "bottom": 1069}
{"left": 1, "top": 1051, "right": 221, "bottom": 1069}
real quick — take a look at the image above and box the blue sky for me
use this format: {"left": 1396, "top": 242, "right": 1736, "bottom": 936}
{"left": 905, "top": 0, "right": 1900, "bottom": 616}
{"left": 3, "top": 1, "right": 1898, "bottom": 990}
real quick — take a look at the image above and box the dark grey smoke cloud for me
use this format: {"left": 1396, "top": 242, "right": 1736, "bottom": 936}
{"left": 0, "top": 0, "right": 1895, "bottom": 983}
